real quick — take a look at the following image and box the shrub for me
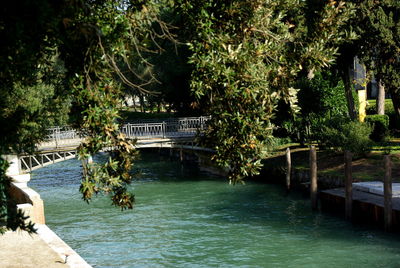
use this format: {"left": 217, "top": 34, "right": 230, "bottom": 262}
{"left": 277, "top": 118, "right": 311, "bottom": 145}
{"left": 366, "top": 99, "right": 399, "bottom": 131}
{"left": 318, "top": 119, "right": 374, "bottom": 158}
{"left": 274, "top": 71, "right": 354, "bottom": 144}
{"left": 365, "top": 114, "right": 389, "bottom": 142}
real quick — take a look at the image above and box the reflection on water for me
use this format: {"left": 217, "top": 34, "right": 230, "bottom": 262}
{"left": 30, "top": 152, "right": 400, "bottom": 268}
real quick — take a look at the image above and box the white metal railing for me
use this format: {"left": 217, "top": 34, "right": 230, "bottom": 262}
{"left": 45, "top": 116, "right": 211, "bottom": 142}
{"left": 46, "top": 126, "right": 80, "bottom": 141}
{"left": 20, "top": 150, "right": 77, "bottom": 172}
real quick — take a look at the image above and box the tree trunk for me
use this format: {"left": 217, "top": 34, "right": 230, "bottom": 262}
{"left": 139, "top": 94, "right": 145, "bottom": 113}
{"left": 157, "top": 102, "right": 161, "bottom": 113}
{"left": 376, "top": 80, "right": 385, "bottom": 115}
{"left": 388, "top": 87, "right": 400, "bottom": 121}
{"left": 342, "top": 66, "right": 357, "bottom": 120}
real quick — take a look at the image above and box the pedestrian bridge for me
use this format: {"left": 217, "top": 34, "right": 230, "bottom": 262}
{"left": 5, "top": 116, "right": 212, "bottom": 226}
{"left": 17, "top": 116, "right": 211, "bottom": 173}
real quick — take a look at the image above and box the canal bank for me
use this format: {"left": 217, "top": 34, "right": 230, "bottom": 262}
{"left": 2, "top": 155, "right": 92, "bottom": 268}
{"left": 320, "top": 186, "right": 400, "bottom": 231}
{"left": 258, "top": 147, "right": 400, "bottom": 231}
{"left": 0, "top": 224, "right": 91, "bottom": 268}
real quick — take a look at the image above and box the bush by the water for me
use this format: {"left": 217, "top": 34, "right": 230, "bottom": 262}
{"left": 365, "top": 114, "right": 389, "bottom": 142}
{"left": 318, "top": 119, "right": 374, "bottom": 158}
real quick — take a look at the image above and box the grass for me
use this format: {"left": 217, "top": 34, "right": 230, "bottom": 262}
{"left": 371, "top": 138, "right": 400, "bottom": 154}
{"left": 366, "top": 99, "right": 393, "bottom": 114}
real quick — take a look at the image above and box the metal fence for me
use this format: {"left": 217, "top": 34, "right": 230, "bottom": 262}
{"left": 46, "top": 126, "right": 80, "bottom": 141}
{"left": 45, "top": 116, "right": 211, "bottom": 142}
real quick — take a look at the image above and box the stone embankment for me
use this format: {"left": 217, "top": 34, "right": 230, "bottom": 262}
{"left": 2, "top": 155, "right": 92, "bottom": 268}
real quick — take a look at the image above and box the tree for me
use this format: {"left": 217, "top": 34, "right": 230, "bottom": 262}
{"left": 0, "top": 0, "right": 172, "bottom": 233}
{"left": 336, "top": 0, "right": 400, "bottom": 120}
{"left": 177, "top": 0, "right": 356, "bottom": 183}
{"left": 118, "top": 4, "right": 201, "bottom": 116}
{"left": 335, "top": 44, "right": 359, "bottom": 120}
{"left": 356, "top": 0, "right": 400, "bottom": 120}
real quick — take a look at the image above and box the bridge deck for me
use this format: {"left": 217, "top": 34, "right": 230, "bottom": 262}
{"left": 18, "top": 116, "right": 211, "bottom": 173}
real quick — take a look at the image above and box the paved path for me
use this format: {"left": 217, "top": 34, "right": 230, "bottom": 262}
{"left": 0, "top": 225, "right": 91, "bottom": 268}
{"left": 0, "top": 230, "right": 65, "bottom": 268}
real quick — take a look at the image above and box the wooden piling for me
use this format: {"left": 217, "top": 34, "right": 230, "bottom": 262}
{"left": 344, "top": 151, "right": 353, "bottom": 221}
{"left": 310, "top": 145, "right": 318, "bottom": 210}
{"left": 286, "top": 148, "right": 291, "bottom": 191}
{"left": 384, "top": 154, "right": 392, "bottom": 232}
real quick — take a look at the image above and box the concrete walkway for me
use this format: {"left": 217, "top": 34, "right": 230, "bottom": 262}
{"left": 0, "top": 225, "right": 91, "bottom": 268}
{"left": 353, "top": 181, "right": 400, "bottom": 197}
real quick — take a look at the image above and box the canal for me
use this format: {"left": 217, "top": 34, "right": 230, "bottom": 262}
{"left": 30, "top": 151, "right": 400, "bottom": 267}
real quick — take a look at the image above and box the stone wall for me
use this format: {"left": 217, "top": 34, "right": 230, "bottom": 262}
{"left": 5, "top": 154, "right": 45, "bottom": 224}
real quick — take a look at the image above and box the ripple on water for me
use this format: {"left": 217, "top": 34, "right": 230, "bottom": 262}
{"left": 29, "top": 153, "right": 400, "bottom": 268}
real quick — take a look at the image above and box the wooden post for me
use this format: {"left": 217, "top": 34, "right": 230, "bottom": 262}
{"left": 286, "top": 148, "right": 291, "bottom": 191}
{"left": 344, "top": 151, "right": 353, "bottom": 221}
{"left": 384, "top": 154, "right": 392, "bottom": 232}
{"left": 310, "top": 145, "right": 318, "bottom": 210}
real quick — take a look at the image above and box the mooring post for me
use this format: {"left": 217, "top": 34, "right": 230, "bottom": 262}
{"left": 286, "top": 148, "right": 291, "bottom": 191}
{"left": 384, "top": 154, "right": 392, "bottom": 232}
{"left": 310, "top": 145, "right": 318, "bottom": 210}
{"left": 344, "top": 151, "right": 353, "bottom": 221}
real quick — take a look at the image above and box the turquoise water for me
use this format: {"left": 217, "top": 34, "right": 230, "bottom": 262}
{"left": 30, "top": 152, "right": 400, "bottom": 268}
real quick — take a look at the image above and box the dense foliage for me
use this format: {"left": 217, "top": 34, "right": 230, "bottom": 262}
{"left": 178, "top": 0, "right": 356, "bottom": 183}
{"left": 365, "top": 114, "right": 390, "bottom": 142}
{"left": 360, "top": 0, "right": 400, "bottom": 119}
{"left": 318, "top": 119, "right": 374, "bottom": 158}
{"left": 275, "top": 71, "right": 349, "bottom": 144}
{"left": 0, "top": 0, "right": 171, "bottom": 232}
{"left": 367, "top": 100, "right": 400, "bottom": 131}
{"left": 346, "top": 0, "right": 400, "bottom": 120}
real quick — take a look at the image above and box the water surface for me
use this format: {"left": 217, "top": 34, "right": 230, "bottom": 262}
{"left": 30, "top": 152, "right": 400, "bottom": 268}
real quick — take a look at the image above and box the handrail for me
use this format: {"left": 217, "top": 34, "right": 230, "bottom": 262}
{"left": 45, "top": 116, "right": 211, "bottom": 142}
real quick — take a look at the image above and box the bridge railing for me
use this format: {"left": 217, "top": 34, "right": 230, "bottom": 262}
{"left": 46, "top": 126, "right": 81, "bottom": 141}
{"left": 44, "top": 116, "right": 211, "bottom": 142}
{"left": 121, "top": 123, "right": 165, "bottom": 138}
